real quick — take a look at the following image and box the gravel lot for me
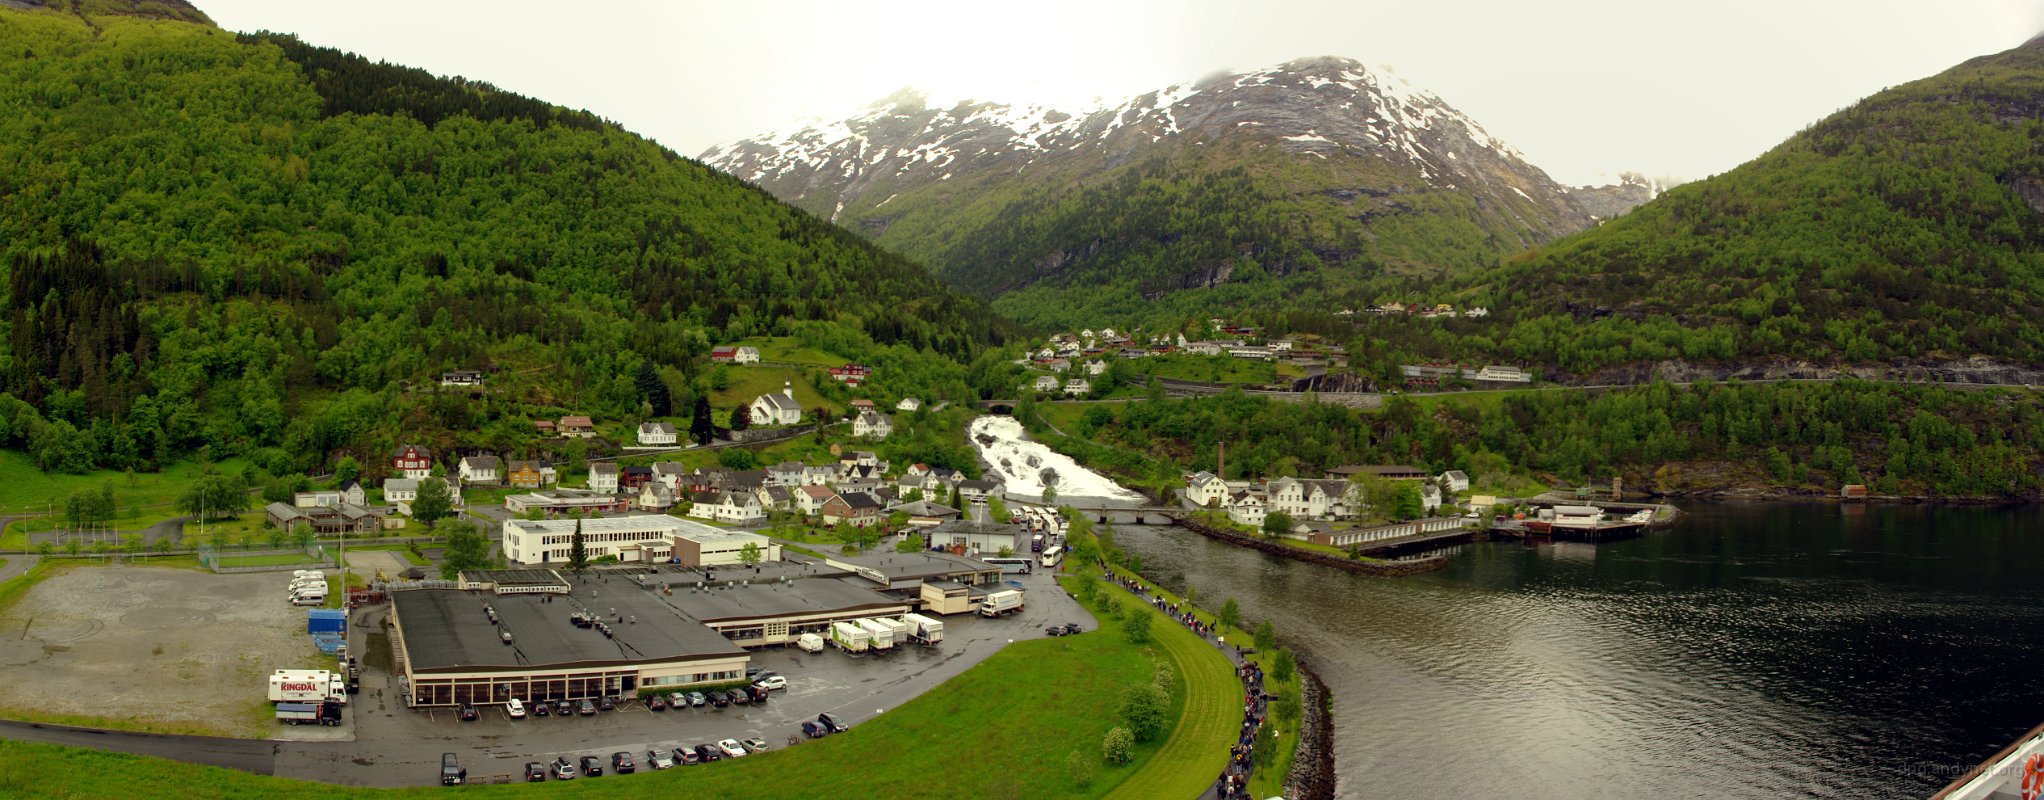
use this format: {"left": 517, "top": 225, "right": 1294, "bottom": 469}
{"left": 0, "top": 563, "right": 318, "bottom": 737}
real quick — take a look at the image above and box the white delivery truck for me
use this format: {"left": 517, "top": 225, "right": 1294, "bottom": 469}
{"left": 796, "top": 632, "right": 826, "bottom": 653}
{"left": 872, "top": 617, "right": 909, "bottom": 647}
{"left": 903, "top": 613, "right": 945, "bottom": 645}
{"left": 293, "top": 570, "right": 323, "bottom": 579}
{"left": 270, "top": 669, "right": 347, "bottom": 705}
{"left": 830, "top": 621, "right": 870, "bottom": 653}
{"left": 980, "top": 589, "right": 1023, "bottom": 618}
{"left": 856, "top": 617, "right": 894, "bottom": 650}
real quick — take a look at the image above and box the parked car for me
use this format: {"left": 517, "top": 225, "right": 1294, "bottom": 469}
{"left": 741, "top": 737, "right": 770, "bottom": 753}
{"left": 1045, "top": 625, "right": 1066, "bottom": 637}
{"left": 801, "top": 720, "right": 828, "bottom": 738}
{"left": 730, "top": 688, "right": 751, "bottom": 705}
{"left": 579, "top": 755, "right": 603, "bottom": 776}
{"left": 673, "top": 747, "right": 702, "bottom": 766}
{"left": 1064, "top": 622, "right": 1083, "bottom": 635}
{"left": 611, "top": 751, "right": 636, "bottom": 774}
{"left": 598, "top": 695, "right": 616, "bottom": 711}
{"left": 753, "top": 676, "right": 788, "bottom": 692}
{"left": 506, "top": 698, "right": 526, "bottom": 719}
{"left": 744, "top": 667, "right": 764, "bottom": 680}
{"left": 532, "top": 701, "right": 550, "bottom": 717}
{"left": 555, "top": 699, "right": 573, "bottom": 716}
{"left": 578, "top": 699, "right": 596, "bottom": 716}
{"left": 458, "top": 704, "right": 478, "bottom": 721}
{"left": 687, "top": 691, "right": 708, "bottom": 708}
{"left": 709, "top": 691, "right": 730, "bottom": 709}
{"left": 749, "top": 685, "right": 770, "bottom": 704}
{"left": 645, "top": 749, "right": 674, "bottom": 770}
{"left": 647, "top": 694, "right": 666, "bottom": 711}
{"left": 819, "top": 712, "right": 848, "bottom": 732}
{"left": 694, "top": 744, "right": 722, "bottom": 762}
{"left": 717, "top": 739, "right": 747, "bottom": 758}
{"left": 752, "top": 669, "right": 778, "bottom": 681}
{"left": 524, "top": 762, "right": 546, "bottom": 782}
{"left": 550, "top": 757, "right": 576, "bottom": 780}
{"left": 668, "top": 692, "right": 687, "bottom": 708}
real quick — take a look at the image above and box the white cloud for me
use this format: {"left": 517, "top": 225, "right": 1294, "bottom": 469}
{"left": 200, "top": 0, "right": 2040, "bottom": 186}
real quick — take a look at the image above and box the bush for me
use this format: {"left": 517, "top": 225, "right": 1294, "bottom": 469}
{"left": 1152, "top": 659, "right": 1175, "bottom": 695}
{"left": 1102, "top": 726, "right": 1134, "bottom": 766}
{"left": 1274, "top": 686, "right": 1302, "bottom": 727}
{"left": 1074, "top": 577, "right": 1098, "bottom": 603}
{"left": 1254, "top": 620, "right": 1276, "bottom": 651}
{"left": 1123, "top": 610, "right": 1152, "bottom": 644}
{"left": 1272, "top": 647, "right": 1296, "bottom": 683}
{"left": 1254, "top": 724, "right": 1278, "bottom": 767}
{"left": 1097, "top": 595, "right": 1121, "bottom": 620}
{"left": 1065, "top": 749, "right": 1095, "bottom": 788}
{"left": 1120, "top": 684, "right": 1168, "bottom": 742}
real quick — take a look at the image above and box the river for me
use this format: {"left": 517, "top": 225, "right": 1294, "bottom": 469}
{"left": 1114, "top": 503, "right": 2044, "bottom": 799}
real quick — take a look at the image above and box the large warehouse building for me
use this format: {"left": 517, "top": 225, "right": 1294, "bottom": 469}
{"left": 500, "top": 514, "right": 780, "bottom": 567}
{"left": 390, "top": 578, "right": 749, "bottom": 708}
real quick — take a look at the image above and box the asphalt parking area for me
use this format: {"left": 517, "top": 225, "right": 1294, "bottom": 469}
{"left": 273, "top": 566, "right": 1095, "bottom": 787}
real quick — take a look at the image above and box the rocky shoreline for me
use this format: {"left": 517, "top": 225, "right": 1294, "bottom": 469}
{"left": 1285, "top": 660, "right": 1338, "bottom": 800}
{"left": 1175, "top": 517, "right": 1447, "bottom": 576}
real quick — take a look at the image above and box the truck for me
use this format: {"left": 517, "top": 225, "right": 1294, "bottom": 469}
{"left": 830, "top": 621, "right": 869, "bottom": 653}
{"left": 903, "top": 613, "right": 945, "bottom": 645}
{"left": 796, "top": 632, "right": 826, "bottom": 653}
{"left": 980, "top": 589, "right": 1024, "bottom": 618}
{"left": 270, "top": 669, "right": 347, "bottom": 705}
{"left": 275, "top": 700, "right": 343, "bottom": 726}
{"left": 856, "top": 617, "right": 894, "bottom": 650}
{"left": 871, "top": 617, "right": 909, "bottom": 647}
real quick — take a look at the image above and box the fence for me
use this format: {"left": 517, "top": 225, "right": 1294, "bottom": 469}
{"left": 200, "top": 543, "right": 331, "bottom": 573}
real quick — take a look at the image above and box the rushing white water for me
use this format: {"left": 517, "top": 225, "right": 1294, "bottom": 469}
{"left": 967, "top": 415, "right": 1145, "bottom": 503}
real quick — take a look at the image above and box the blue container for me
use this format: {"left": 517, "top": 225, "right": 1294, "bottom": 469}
{"left": 307, "top": 609, "right": 346, "bottom": 634}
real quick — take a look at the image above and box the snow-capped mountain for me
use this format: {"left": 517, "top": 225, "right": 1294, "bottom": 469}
{"left": 703, "top": 57, "right": 1651, "bottom": 309}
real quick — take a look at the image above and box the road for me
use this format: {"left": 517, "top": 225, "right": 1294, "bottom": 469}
{"left": 0, "top": 719, "right": 279, "bottom": 775}
{"left": 0, "top": 554, "right": 36, "bottom": 583}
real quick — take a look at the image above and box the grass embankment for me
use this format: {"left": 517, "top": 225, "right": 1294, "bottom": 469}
{"left": 0, "top": 575, "right": 1216, "bottom": 799}
{"left": 706, "top": 365, "right": 841, "bottom": 420}
{"left": 215, "top": 553, "right": 321, "bottom": 568}
{"left": 731, "top": 336, "right": 849, "bottom": 368}
{"left": 0, "top": 453, "right": 249, "bottom": 514}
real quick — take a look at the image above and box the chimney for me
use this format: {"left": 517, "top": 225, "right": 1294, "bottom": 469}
{"left": 1218, "top": 440, "right": 1225, "bottom": 482}
{"left": 783, "top": 380, "right": 793, "bottom": 400}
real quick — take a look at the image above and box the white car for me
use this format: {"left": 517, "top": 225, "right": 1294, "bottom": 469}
{"left": 505, "top": 698, "right": 525, "bottom": 719}
{"left": 753, "top": 675, "right": 787, "bottom": 692}
{"left": 717, "top": 739, "right": 748, "bottom": 758}
{"left": 645, "top": 749, "right": 674, "bottom": 770}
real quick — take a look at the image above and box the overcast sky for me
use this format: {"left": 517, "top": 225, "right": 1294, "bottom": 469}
{"left": 201, "top": 0, "right": 2038, "bottom": 186}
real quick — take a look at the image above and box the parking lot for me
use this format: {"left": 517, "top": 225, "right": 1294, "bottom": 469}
{"left": 273, "top": 565, "right": 1093, "bottom": 786}
{"left": 0, "top": 563, "right": 320, "bottom": 738}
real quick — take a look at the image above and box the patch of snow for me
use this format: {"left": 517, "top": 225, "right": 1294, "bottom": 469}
{"left": 1510, "top": 186, "right": 1531, "bottom": 200}
{"left": 1283, "top": 133, "right": 1335, "bottom": 144}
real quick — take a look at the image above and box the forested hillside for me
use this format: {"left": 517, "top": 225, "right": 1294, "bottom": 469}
{"left": 0, "top": 7, "right": 1010, "bottom": 476}
{"left": 1423, "top": 35, "right": 2044, "bottom": 374}
{"left": 1048, "top": 382, "right": 2044, "bottom": 501}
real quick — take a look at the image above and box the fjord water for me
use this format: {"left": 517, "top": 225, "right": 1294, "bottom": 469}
{"left": 1113, "top": 503, "right": 2044, "bottom": 799}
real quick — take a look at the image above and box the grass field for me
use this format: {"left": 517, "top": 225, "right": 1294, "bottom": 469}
{"left": 214, "top": 553, "right": 321, "bottom": 568}
{"left": 706, "top": 365, "right": 842, "bottom": 421}
{"left": 0, "top": 452, "right": 248, "bottom": 515}
{"left": 731, "top": 336, "right": 849, "bottom": 368}
{"left": 1086, "top": 576, "right": 1238, "bottom": 800}
{"left": 0, "top": 571, "right": 1218, "bottom": 799}
{"left": 1141, "top": 354, "right": 1278, "bottom": 386}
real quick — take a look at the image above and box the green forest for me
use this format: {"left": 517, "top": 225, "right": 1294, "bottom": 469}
{"left": 0, "top": 7, "right": 1011, "bottom": 477}
{"left": 1046, "top": 381, "right": 2044, "bottom": 500}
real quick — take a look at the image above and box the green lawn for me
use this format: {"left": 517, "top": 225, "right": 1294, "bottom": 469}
{"left": 731, "top": 336, "right": 850, "bottom": 368}
{"left": 0, "top": 451, "right": 248, "bottom": 515}
{"left": 1141, "top": 354, "right": 1278, "bottom": 386}
{"left": 0, "top": 587, "right": 1196, "bottom": 799}
{"left": 706, "top": 365, "right": 842, "bottom": 420}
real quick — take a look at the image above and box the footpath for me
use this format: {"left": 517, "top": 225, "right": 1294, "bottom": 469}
{"left": 1101, "top": 565, "right": 1276, "bottom": 800}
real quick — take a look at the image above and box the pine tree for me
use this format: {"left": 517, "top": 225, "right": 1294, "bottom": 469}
{"left": 568, "top": 517, "right": 588, "bottom": 572}
{"left": 730, "top": 403, "right": 750, "bottom": 432}
{"left": 635, "top": 361, "right": 672, "bottom": 417}
{"left": 691, "top": 394, "right": 715, "bottom": 446}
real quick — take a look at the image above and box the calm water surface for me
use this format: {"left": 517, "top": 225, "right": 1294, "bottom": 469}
{"left": 1113, "top": 503, "right": 2044, "bottom": 799}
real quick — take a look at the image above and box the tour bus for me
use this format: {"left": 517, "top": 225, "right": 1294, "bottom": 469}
{"left": 1039, "top": 545, "right": 1065, "bottom": 568}
{"left": 982, "top": 557, "right": 1034, "bottom": 574}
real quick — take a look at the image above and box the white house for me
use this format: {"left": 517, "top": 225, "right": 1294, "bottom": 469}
{"left": 637, "top": 421, "right": 678, "bottom": 446}
{"left": 795, "top": 484, "right": 834, "bottom": 515}
{"left": 1227, "top": 491, "right": 1266, "bottom": 528}
{"left": 1063, "top": 379, "right": 1091, "bottom": 397}
{"left": 1185, "top": 341, "right": 1224, "bottom": 356}
{"left": 751, "top": 380, "right": 804, "bottom": 426}
{"left": 713, "top": 491, "right": 765, "bottom": 524}
{"left": 458, "top": 455, "right": 502, "bottom": 485}
{"left": 1421, "top": 483, "right": 1442, "bottom": 513}
{"left": 382, "top": 478, "right": 418, "bottom": 503}
{"left": 1047, "top": 358, "right": 1071, "bottom": 373}
{"left": 852, "top": 411, "right": 894, "bottom": 439}
{"left": 1032, "top": 375, "right": 1060, "bottom": 392}
{"left": 1185, "top": 471, "right": 1227, "bottom": 507}
{"left": 588, "top": 462, "right": 619, "bottom": 494}
{"left": 1266, "top": 478, "right": 1355, "bottom": 520}
{"left": 731, "top": 346, "right": 760, "bottom": 364}
{"left": 1085, "top": 360, "right": 1107, "bottom": 376}
{"left": 1472, "top": 365, "right": 1531, "bottom": 383}
{"left": 896, "top": 397, "right": 922, "bottom": 412}
{"left": 1440, "top": 470, "right": 1470, "bottom": 493}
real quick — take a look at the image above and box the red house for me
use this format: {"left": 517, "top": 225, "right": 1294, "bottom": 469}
{"left": 829, "top": 364, "right": 871, "bottom": 385}
{"left": 621, "top": 466, "right": 655, "bottom": 492}
{"left": 709, "top": 346, "right": 739, "bottom": 363}
{"left": 393, "top": 444, "right": 432, "bottom": 479}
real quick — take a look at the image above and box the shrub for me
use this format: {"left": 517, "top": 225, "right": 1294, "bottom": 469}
{"left": 1254, "top": 724, "right": 1278, "bottom": 767}
{"left": 1120, "top": 684, "right": 1169, "bottom": 742}
{"left": 1272, "top": 647, "right": 1296, "bottom": 683}
{"left": 1274, "top": 686, "right": 1302, "bottom": 727}
{"left": 1065, "top": 749, "right": 1095, "bottom": 788}
{"left": 1102, "top": 726, "right": 1134, "bottom": 766}
{"left": 1097, "top": 595, "right": 1121, "bottom": 620}
{"left": 1123, "top": 610, "right": 1152, "bottom": 644}
{"left": 1254, "top": 620, "right": 1276, "bottom": 651}
{"left": 1152, "top": 659, "right": 1175, "bottom": 695}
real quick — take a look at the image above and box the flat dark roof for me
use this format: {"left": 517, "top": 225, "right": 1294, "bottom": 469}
{"left": 462, "top": 569, "right": 567, "bottom": 587}
{"left": 394, "top": 586, "right": 744, "bottom": 673}
{"left": 662, "top": 577, "right": 904, "bottom": 624}
{"left": 838, "top": 552, "right": 1001, "bottom": 581}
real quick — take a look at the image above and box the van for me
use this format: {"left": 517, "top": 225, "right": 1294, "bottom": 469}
{"left": 291, "top": 594, "right": 325, "bottom": 607}
{"left": 796, "top": 632, "right": 825, "bottom": 653}
{"left": 440, "top": 753, "right": 465, "bottom": 785}
{"left": 293, "top": 570, "right": 324, "bottom": 579}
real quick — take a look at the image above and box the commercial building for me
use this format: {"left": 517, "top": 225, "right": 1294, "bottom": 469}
{"left": 389, "top": 584, "right": 748, "bottom": 708}
{"left": 664, "top": 578, "right": 907, "bottom": 648}
{"left": 500, "top": 514, "right": 782, "bottom": 567}
{"left": 502, "top": 489, "right": 630, "bottom": 516}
